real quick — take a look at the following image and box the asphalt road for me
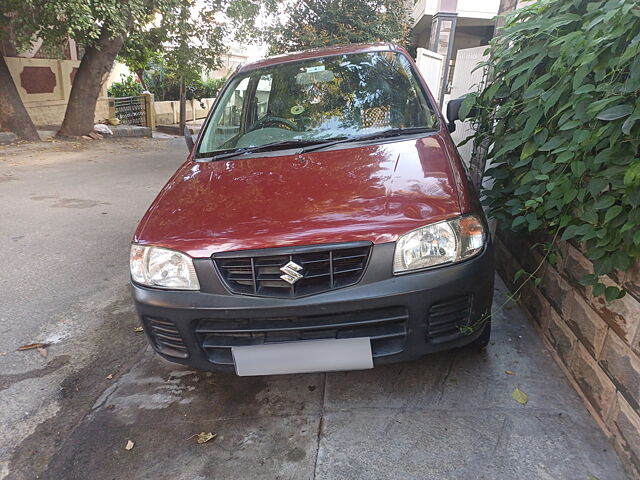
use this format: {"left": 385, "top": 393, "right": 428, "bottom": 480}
{"left": 0, "top": 137, "right": 630, "bottom": 480}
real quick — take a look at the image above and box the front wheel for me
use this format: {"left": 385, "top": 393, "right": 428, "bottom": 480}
{"left": 469, "top": 321, "right": 491, "bottom": 349}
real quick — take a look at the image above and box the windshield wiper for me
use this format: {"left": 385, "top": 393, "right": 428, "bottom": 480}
{"left": 197, "top": 128, "right": 436, "bottom": 161}
{"left": 299, "top": 127, "right": 437, "bottom": 153}
{"left": 198, "top": 138, "right": 349, "bottom": 161}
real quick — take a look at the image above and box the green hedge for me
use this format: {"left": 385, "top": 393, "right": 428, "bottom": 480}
{"left": 107, "top": 75, "right": 143, "bottom": 98}
{"left": 467, "top": 0, "right": 640, "bottom": 300}
{"left": 108, "top": 75, "right": 225, "bottom": 102}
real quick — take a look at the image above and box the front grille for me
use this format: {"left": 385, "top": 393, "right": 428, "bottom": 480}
{"left": 427, "top": 295, "right": 472, "bottom": 343}
{"left": 214, "top": 242, "right": 371, "bottom": 298}
{"left": 144, "top": 316, "right": 189, "bottom": 358}
{"left": 195, "top": 306, "right": 408, "bottom": 366}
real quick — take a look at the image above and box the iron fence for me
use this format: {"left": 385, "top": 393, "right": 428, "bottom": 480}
{"left": 108, "top": 95, "right": 147, "bottom": 126}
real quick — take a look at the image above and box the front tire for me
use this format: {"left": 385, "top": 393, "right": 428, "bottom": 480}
{"left": 469, "top": 321, "right": 491, "bottom": 349}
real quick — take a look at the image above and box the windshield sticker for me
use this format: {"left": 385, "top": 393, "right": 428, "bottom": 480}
{"left": 306, "top": 65, "right": 325, "bottom": 73}
{"left": 290, "top": 105, "right": 304, "bottom": 115}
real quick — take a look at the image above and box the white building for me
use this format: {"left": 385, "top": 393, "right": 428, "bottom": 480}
{"left": 411, "top": 0, "right": 500, "bottom": 105}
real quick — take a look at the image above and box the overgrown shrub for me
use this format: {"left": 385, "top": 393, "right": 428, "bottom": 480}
{"left": 466, "top": 0, "right": 640, "bottom": 300}
{"left": 142, "top": 56, "right": 226, "bottom": 101}
{"left": 108, "top": 72, "right": 225, "bottom": 102}
{"left": 107, "top": 75, "right": 143, "bottom": 98}
{"left": 189, "top": 77, "right": 226, "bottom": 102}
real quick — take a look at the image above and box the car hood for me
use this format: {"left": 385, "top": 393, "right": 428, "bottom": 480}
{"left": 134, "top": 134, "right": 463, "bottom": 258}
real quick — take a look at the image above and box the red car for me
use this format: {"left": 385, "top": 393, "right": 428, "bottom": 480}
{"left": 130, "top": 43, "right": 494, "bottom": 376}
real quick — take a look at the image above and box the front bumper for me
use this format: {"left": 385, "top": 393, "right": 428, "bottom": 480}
{"left": 132, "top": 241, "right": 495, "bottom": 373}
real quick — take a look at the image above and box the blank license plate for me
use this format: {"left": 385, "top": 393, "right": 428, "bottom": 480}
{"left": 232, "top": 337, "right": 373, "bottom": 376}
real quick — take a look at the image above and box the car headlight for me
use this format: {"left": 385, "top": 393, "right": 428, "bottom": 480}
{"left": 393, "top": 214, "right": 486, "bottom": 274}
{"left": 130, "top": 244, "right": 200, "bottom": 290}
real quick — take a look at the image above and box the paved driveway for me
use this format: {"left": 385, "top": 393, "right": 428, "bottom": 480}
{"left": 0, "top": 138, "right": 630, "bottom": 480}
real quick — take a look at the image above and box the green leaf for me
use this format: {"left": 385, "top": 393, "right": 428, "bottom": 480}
{"left": 559, "top": 120, "right": 580, "bottom": 131}
{"left": 561, "top": 225, "right": 578, "bottom": 241}
{"left": 520, "top": 141, "right": 537, "bottom": 160}
{"left": 541, "top": 136, "right": 565, "bottom": 151}
{"left": 523, "top": 87, "right": 544, "bottom": 99}
{"left": 588, "top": 178, "right": 609, "bottom": 196}
{"left": 592, "top": 283, "right": 606, "bottom": 297}
{"left": 513, "top": 156, "right": 533, "bottom": 168}
{"left": 459, "top": 93, "right": 478, "bottom": 120}
{"left": 605, "top": 286, "right": 623, "bottom": 302}
{"left": 596, "top": 104, "right": 633, "bottom": 121}
{"left": 511, "top": 387, "right": 529, "bottom": 405}
{"left": 512, "top": 216, "right": 526, "bottom": 228}
{"left": 624, "top": 163, "right": 640, "bottom": 187}
{"left": 574, "top": 84, "right": 595, "bottom": 94}
{"left": 522, "top": 110, "right": 544, "bottom": 138}
{"left": 555, "top": 151, "right": 574, "bottom": 164}
{"left": 604, "top": 205, "right": 623, "bottom": 223}
{"left": 571, "top": 162, "right": 587, "bottom": 177}
{"left": 621, "top": 112, "right": 640, "bottom": 135}
{"left": 580, "top": 274, "right": 598, "bottom": 286}
{"left": 612, "top": 251, "right": 632, "bottom": 271}
{"left": 583, "top": 209, "right": 598, "bottom": 224}
{"left": 593, "top": 195, "right": 615, "bottom": 210}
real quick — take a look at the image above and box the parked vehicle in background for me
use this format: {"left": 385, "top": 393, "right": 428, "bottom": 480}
{"left": 130, "top": 43, "right": 494, "bottom": 376}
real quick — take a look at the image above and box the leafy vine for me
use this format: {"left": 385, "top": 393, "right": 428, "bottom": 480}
{"left": 463, "top": 0, "right": 640, "bottom": 301}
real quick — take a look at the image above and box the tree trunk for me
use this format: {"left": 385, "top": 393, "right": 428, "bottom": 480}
{"left": 136, "top": 68, "right": 147, "bottom": 90}
{"left": 0, "top": 55, "right": 40, "bottom": 141}
{"left": 58, "top": 30, "right": 124, "bottom": 137}
{"left": 179, "top": 76, "right": 186, "bottom": 133}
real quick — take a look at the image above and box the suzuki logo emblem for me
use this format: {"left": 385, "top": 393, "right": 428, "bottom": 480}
{"left": 280, "top": 261, "right": 303, "bottom": 285}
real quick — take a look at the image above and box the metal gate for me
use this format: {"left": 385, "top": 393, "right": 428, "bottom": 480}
{"left": 108, "top": 96, "right": 147, "bottom": 126}
{"left": 415, "top": 47, "right": 445, "bottom": 101}
{"left": 448, "top": 46, "right": 489, "bottom": 166}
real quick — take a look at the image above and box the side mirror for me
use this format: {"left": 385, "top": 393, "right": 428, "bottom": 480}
{"left": 446, "top": 98, "right": 464, "bottom": 133}
{"left": 184, "top": 126, "right": 194, "bottom": 152}
{"left": 446, "top": 97, "right": 478, "bottom": 133}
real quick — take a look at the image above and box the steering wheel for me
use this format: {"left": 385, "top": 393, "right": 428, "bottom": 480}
{"left": 251, "top": 116, "right": 299, "bottom": 131}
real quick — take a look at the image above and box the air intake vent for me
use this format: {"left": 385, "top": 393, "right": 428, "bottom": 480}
{"left": 427, "top": 295, "right": 472, "bottom": 343}
{"left": 144, "top": 317, "right": 189, "bottom": 359}
{"left": 214, "top": 242, "right": 371, "bottom": 298}
{"left": 194, "top": 306, "right": 408, "bottom": 365}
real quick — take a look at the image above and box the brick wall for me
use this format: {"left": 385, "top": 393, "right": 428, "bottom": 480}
{"left": 495, "top": 230, "right": 640, "bottom": 478}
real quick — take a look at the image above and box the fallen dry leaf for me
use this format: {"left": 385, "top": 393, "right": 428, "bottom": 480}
{"left": 134, "top": 327, "right": 144, "bottom": 333}
{"left": 106, "top": 374, "right": 113, "bottom": 380}
{"left": 37, "top": 347, "right": 48, "bottom": 358}
{"left": 505, "top": 370, "right": 515, "bottom": 375}
{"left": 17, "top": 343, "right": 50, "bottom": 351}
{"left": 512, "top": 387, "right": 529, "bottom": 405}
{"left": 125, "top": 440, "right": 134, "bottom": 451}
{"left": 196, "top": 432, "right": 216, "bottom": 444}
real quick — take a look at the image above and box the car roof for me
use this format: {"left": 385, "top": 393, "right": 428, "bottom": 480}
{"left": 235, "top": 42, "right": 402, "bottom": 74}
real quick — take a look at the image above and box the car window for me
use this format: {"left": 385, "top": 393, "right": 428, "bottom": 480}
{"left": 256, "top": 74, "right": 272, "bottom": 121}
{"left": 197, "top": 51, "right": 437, "bottom": 156}
{"left": 200, "top": 77, "right": 249, "bottom": 153}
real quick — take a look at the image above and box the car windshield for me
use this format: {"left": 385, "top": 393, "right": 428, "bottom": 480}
{"left": 196, "top": 51, "right": 438, "bottom": 157}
